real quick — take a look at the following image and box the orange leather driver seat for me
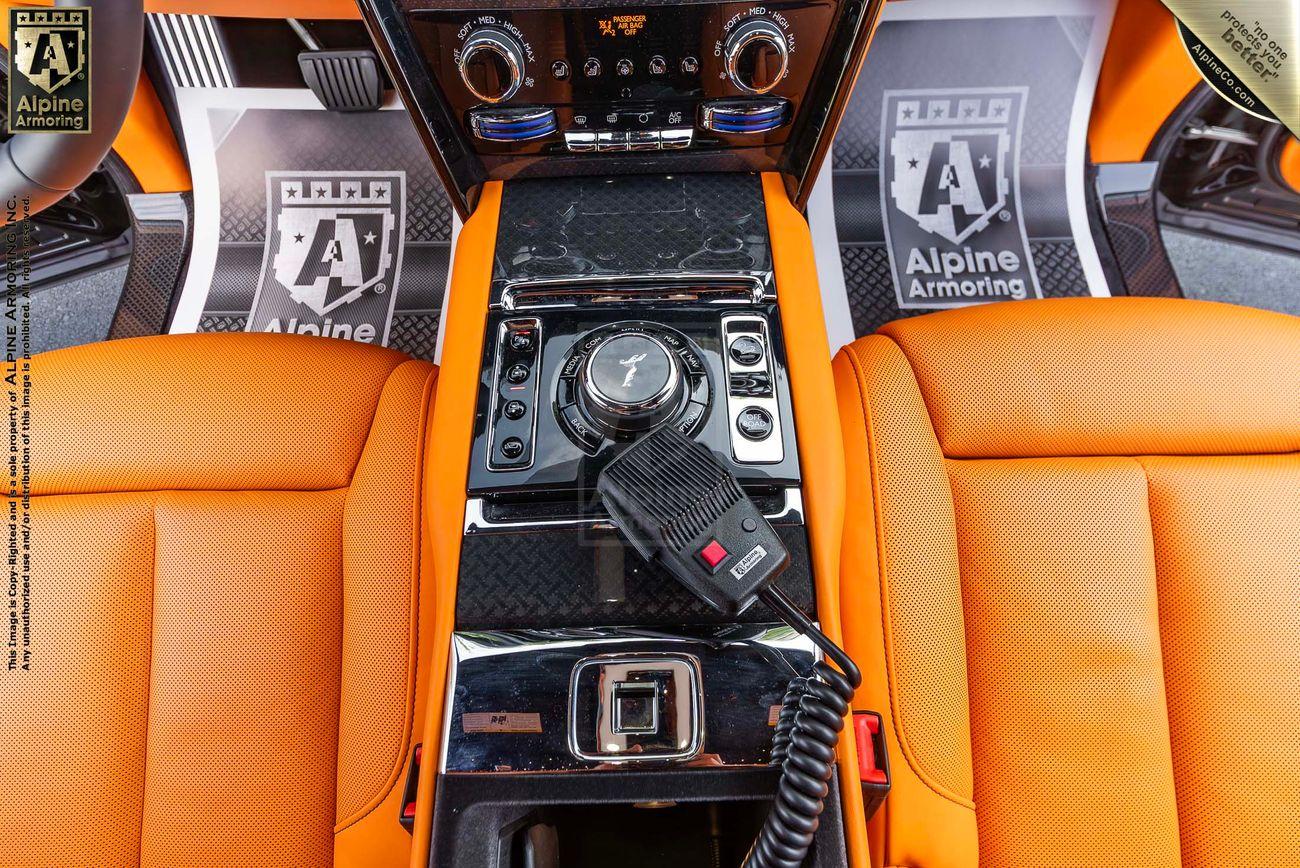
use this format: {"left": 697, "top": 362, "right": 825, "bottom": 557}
{"left": 833, "top": 297, "right": 1299, "bottom": 868}
{"left": 0, "top": 333, "right": 437, "bottom": 868}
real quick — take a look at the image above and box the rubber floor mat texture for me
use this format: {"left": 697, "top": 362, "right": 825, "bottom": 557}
{"left": 169, "top": 89, "right": 454, "bottom": 362}
{"left": 813, "top": 0, "right": 1114, "bottom": 349}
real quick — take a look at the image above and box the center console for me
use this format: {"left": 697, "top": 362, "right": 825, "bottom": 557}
{"left": 358, "top": 0, "right": 886, "bottom": 863}
{"left": 412, "top": 173, "right": 851, "bottom": 868}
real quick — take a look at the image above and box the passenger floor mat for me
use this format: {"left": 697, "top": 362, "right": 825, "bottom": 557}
{"left": 811, "top": 0, "right": 1115, "bottom": 351}
{"left": 168, "top": 88, "right": 455, "bottom": 362}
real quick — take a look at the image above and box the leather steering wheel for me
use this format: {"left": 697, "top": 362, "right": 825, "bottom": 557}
{"left": 1, "top": 0, "right": 144, "bottom": 216}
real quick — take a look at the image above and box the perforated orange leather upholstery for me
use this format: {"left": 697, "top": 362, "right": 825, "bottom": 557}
{"left": 835, "top": 297, "right": 1299, "bottom": 867}
{"left": 0, "top": 333, "right": 437, "bottom": 868}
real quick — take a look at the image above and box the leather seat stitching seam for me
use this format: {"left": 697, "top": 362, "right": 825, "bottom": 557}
{"left": 1132, "top": 453, "right": 1189, "bottom": 864}
{"left": 137, "top": 494, "right": 158, "bottom": 864}
{"left": 847, "top": 341, "right": 976, "bottom": 812}
{"left": 334, "top": 361, "right": 437, "bottom": 834}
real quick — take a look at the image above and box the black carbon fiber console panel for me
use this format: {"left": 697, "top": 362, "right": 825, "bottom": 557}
{"left": 456, "top": 523, "right": 814, "bottom": 629}
{"left": 492, "top": 173, "right": 771, "bottom": 301}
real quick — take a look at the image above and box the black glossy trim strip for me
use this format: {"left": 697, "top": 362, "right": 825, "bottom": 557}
{"left": 356, "top": 0, "right": 481, "bottom": 217}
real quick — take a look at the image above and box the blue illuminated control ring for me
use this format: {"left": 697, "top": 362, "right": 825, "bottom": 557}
{"left": 698, "top": 99, "right": 790, "bottom": 135}
{"left": 469, "top": 107, "right": 558, "bottom": 142}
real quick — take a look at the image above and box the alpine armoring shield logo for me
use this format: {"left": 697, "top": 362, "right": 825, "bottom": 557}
{"left": 879, "top": 87, "right": 1040, "bottom": 310}
{"left": 249, "top": 171, "right": 406, "bottom": 345}
{"left": 7, "top": 7, "right": 91, "bottom": 133}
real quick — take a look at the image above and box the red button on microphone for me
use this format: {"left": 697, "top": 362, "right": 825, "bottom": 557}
{"left": 699, "top": 539, "right": 728, "bottom": 569}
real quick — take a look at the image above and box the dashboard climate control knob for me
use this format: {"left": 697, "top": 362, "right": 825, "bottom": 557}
{"left": 580, "top": 332, "right": 683, "bottom": 433}
{"left": 458, "top": 27, "right": 526, "bottom": 104}
{"left": 724, "top": 18, "right": 789, "bottom": 95}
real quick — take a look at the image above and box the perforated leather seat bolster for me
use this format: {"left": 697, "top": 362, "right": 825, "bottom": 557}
{"left": 1, "top": 333, "right": 437, "bottom": 868}
{"left": 834, "top": 298, "right": 1299, "bottom": 868}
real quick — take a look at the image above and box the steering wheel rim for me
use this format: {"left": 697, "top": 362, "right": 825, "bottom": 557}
{"left": 1, "top": 0, "right": 144, "bottom": 216}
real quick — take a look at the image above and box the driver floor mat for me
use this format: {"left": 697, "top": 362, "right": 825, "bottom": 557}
{"left": 811, "top": 0, "right": 1114, "bottom": 352}
{"left": 168, "top": 88, "right": 454, "bottom": 362}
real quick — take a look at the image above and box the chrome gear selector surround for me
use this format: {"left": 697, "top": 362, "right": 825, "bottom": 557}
{"left": 579, "top": 331, "right": 683, "bottom": 432}
{"left": 557, "top": 320, "right": 710, "bottom": 450}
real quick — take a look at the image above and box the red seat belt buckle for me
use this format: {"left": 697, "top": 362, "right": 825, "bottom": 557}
{"left": 398, "top": 743, "right": 422, "bottom": 832}
{"left": 853, "top": 711, "right": 891, "bottom": 820}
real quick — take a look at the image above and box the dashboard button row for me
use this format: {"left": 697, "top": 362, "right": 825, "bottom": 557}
{"left": 565, "top": 128, "right": 693, "bottom": 152}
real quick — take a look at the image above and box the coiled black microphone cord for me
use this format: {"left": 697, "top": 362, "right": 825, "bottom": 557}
{"left": 745, "top": 586, "right": 863, "bottom": 868}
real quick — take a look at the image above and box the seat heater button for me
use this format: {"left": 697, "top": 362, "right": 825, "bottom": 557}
{"left": 500, "top": 437, "right": 525, "bottom": 459}
{"left": 736, "top": 406, "right": 774, "bottom": 441}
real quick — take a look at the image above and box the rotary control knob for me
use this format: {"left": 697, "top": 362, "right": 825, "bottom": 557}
{"left": 724, "top": 18, "right": 790, "bottom": 95}
{"left": 458, "top": 27, "right": 526, "bottom": 104}
{"left": 579, "top": 332, "right": 684, "bottom": 433}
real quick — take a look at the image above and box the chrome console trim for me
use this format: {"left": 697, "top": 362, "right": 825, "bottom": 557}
{"left": 440, "top": 624, "right": 818, "bottom": 774}
{"left": 463, "top": 486, "right": 804, "bottom": 533}
{"left": 498, "top": 273, "right": 770, "bottom": 311}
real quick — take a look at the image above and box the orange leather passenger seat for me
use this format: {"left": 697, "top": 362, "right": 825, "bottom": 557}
{"left": 0, "top": 334, "right": 436, "bottom": 868}
{"left": 834, "top": 298, "right": 1299, "bottom": 867}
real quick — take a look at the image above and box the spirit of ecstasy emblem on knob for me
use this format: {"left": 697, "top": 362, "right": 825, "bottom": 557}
{"left": 620, "top": 352, "right": 648, "bottom": 388}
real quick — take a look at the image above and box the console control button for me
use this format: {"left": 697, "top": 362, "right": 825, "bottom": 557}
{"left": 560, "top": 404, "right": 603, "bottom": 452}
{"left": 628, "top": 130, "right": 660, "bottom": 151}
{"left": 583, "top": 57, "right": 602, "bottom": 77}
{"left": 678, "top": 348, "right": 706, "bottom": 377}
{"left": 458, "top": 27, "right": 526, "bottom": 104}
{"left": 616, "top": 58, "right": 634, "bottom": 76}
{"left": 680, "top": 56, "right": 700, "bottom": 74}
{"left": 721, "top": 313, "right": 782, "bottom": 464}
{"left": 736, "top": 406, "right": 774, "bottom": 441}
{"left": 580, "top": 332, "right": 681, "bottom": 432}
{"left": 557, "top": 377, "right": 577, "bottom": 408}
{"left": 675, "top": 401, "right": 707, "bottom": 436}
{"left": 551, "top": 59, "right": 570, "bottom": 80}
{"left": 660, "top": 128, "right": 693, "bottom": 149}
{"left": 565, "top": 131, "right": 597, "bottom": 152}
{"left": 596, "top": 131, "right": 628, "bottom": 152}
{"left": 560, "top": 352, "right": 584, "bottom": 378}
{"left": 729, "top": 335, "right": 765, "bottom": 366}
{"left": 724, "top": 18, "right": 789, "bottom": 95}
{"left": 688, "top": 373, "right": 710, "bottom": 405}
{"left": 648, "top": 55, "right": 668, "bottom": 75}
{"left": 489, "top": 317, "right": 542, "bottom": 471}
